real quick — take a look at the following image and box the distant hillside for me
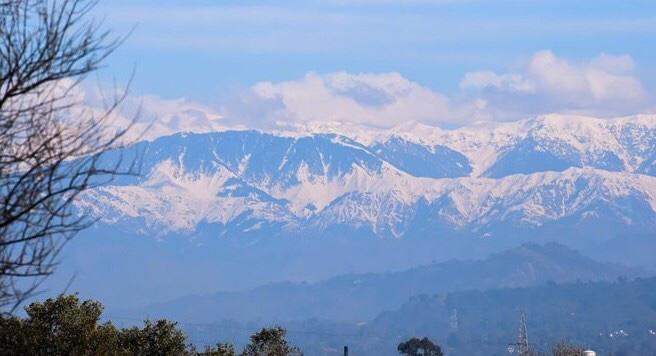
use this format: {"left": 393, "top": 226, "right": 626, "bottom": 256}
{"left": 181, "top": 277, "right": 656, "bottom": 356}
{"left": 357, "top": 277, "right": 656, "bottom": 356}
{"left": 123, "top": 243, "right": 640, "bottom": 324}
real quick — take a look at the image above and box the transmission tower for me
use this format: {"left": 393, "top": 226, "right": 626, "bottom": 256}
{"left": 517, "top": 310, "right": 530, "bottom": 355}
{"left": 507, "top": 310, "right": 532, "bottom": 356}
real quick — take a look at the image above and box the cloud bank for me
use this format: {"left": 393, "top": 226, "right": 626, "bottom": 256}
{"left": 76, "top": 51, "right": 654, "bottom": 141}
{"left": 68, "top": 83, "right": 225, "bottom": 143}
{"left": 221, "top": 72, "right": 487, "bottom": 129}
{"left": 461, "top": 51, "right": 648, "bottom": 118}
{"left": 218, "top": 51, "right": 651, "bottom": 130}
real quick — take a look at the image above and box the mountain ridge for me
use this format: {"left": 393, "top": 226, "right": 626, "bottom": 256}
{"left": 116, "top": 242, "right": 641, "bottom": 324}
{"left": 53, "top": 114, "right": 656, "bottom": 309}
{"left": 77, "top": 114, "right": 656, "bottom": 238}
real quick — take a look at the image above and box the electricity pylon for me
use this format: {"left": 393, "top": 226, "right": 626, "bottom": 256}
{"left": 508, "top": 310, "right": 533, "bottom": 356}
{"left": 517, "top": 310, "right": 530, "bottom": 355}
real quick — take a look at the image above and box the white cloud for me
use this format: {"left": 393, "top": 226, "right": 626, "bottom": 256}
{"left": 122, "top": 95, "right": 225, "bottom": 141}
{"left": 589, "top": 53, "right": 637, "bottom": 73}
{"left": 71, "top": 83, "right": 226, "bottom": 143}
{"left": 461, "top": 51, "right": 649, "bottom": 117}
{"left": 222, "top": 53, "right": 651, "bottom": 131}
{"left": 528, "top": 51, "right": 645, "bottom": 102}
{"left": 460, "top": 72, "right": 535, "bottom": 93}
{"left": 70, "top": 52, "right": 653, "bottom": 141}
{"left": 221, "top": 72, "right": 486, "bottom": 129}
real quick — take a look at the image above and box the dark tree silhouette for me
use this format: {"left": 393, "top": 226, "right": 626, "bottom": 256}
{"left": 241, "top": 326, "right": 303, "bottom": 356}
{"left": 398, "top": 337, "right": 443, "bottom": 356}
{"left": 551, "top": 342, "right": 587, "bottom": 356}
{"left": 0, "top": 294, "right": 238, "bottom": 355}
{"left": 0, "top": 294, "right": 120, "bottom": 355}
{"left": 0, "top": 0, "right": 135, "bottom": 312}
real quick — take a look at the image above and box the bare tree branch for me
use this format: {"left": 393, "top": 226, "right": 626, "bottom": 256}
{"left": 0, "top": 0, "right": 136, "bottom": 313}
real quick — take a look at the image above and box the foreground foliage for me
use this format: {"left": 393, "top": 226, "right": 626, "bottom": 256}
{"left": 0, "top": 294, "right": 302, "bottom": 356}
{"left": 0, "top": 293, "right": 624, "bottom": 355}
{"left": 550, "top": 342, "right": 588, "bottom": 356}
{"left": 398, "top": 337, "right": 443, "bottom": 356}
{"left": 242, "top": 327, "right": 303, "bottom": 356}
{"left": 0, "top": 0, "right": 137, "bottom": 312}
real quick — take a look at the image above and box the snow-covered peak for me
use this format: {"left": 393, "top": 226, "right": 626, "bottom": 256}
{"left": 77, "top": 114, "right": 656, "bottom": 238}
{"left": 364, "top": 114, "right": 656, "bottom": 176}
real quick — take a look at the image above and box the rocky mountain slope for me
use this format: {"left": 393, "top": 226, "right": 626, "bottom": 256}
{"left": 77, "top": 114, "right": 656, "bottom": 239}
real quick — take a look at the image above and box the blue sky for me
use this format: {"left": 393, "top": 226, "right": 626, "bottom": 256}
{"left": 91, "top": 0, "right": 656, "bottom": 129}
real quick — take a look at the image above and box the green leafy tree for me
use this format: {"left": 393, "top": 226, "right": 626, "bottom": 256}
{"left": 241, "top": 326, "right": 303, "bottom": 356}
{"left": 0, "top": 294, "right": 237, "bottom": 356}
{"left": 398, "top": 337, "right": 444, "bottom": 356}
{"left": 0, "top": 294, "right": 121, "bottom": 355}
{"left": 119, "top": 319, "right": 187, "bottom": 355}
{"left": 191, "top": 343, "right": 236, "bottom": 356}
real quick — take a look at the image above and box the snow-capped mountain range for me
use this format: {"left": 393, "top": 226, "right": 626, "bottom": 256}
{"left": 78, "top": 114, "right": 656, "bottom": 239}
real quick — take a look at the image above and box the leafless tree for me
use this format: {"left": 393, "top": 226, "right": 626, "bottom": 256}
{"left": 0, "top": 0, "right": 136, "bottom": 312}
